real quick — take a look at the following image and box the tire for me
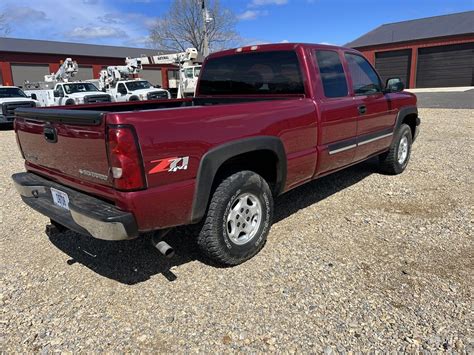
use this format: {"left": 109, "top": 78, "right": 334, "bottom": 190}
{"left": 129, "top": 96, "right": 139, "bottom": 101}
{"left": 197, "top": 170, "right": 274, "bottom": 266}
{"left": 379, "top": 123, "right": 413, "bottom": 175}
{"left": 65, "top": 99, "right": 75, "bottom": 105}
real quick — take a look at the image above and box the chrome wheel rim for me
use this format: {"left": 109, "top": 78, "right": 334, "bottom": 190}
{"left": 226, "top": 193, "right": 262, "bottom": 245}
{"left": 398, "top": 136, "right": 409, "bottom": 164}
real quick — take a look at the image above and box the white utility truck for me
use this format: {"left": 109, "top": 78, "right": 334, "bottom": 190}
{"left": 98, "top": 58, "right": 170, "bottom": 102}
{"left": 0, "top": 86, "right": 38, "bottom": 126}
{"left": 135, "top": 48, "right": 202, "bottom": 98}
{"left": 23, "top": 58, "right": 111, "bottom": 107}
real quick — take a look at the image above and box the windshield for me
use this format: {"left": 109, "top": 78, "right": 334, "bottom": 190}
{"left": 125, "top": 80, "right": 152, "bottom": 91}
{"left": 0, "top": 87, "right": 28, "bottom": 98}
{"left": 199, "top": 50, "right": 304, "bottom": 96}
{"left": 63, "top": 83, "right": 99, "bottom": 94}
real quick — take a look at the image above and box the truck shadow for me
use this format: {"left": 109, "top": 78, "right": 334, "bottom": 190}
{"left": 0, "top": 123, "right": 14, "bottom": 131}
{"left": 47, "top": 157, "right": 378, "bottom": 284}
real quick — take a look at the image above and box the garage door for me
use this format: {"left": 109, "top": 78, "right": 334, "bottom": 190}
{"left": 375, "top": 49, "right": 411, "bottom": 87}
{"left": 416, "top": 42, "right": 474, "bottom": 88}
{"left": 74, "top": 66, "right": 94, "bottom": 81}
{"left": 11, "top": 64, "right": 50, "bottom": 87}
{"left": 140, "top": 68, "right": 163, "bottom": 87}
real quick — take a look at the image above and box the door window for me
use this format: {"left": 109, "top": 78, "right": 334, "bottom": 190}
{"left": 56, "top": 85, "right": 64, "bottom": 96}
{"left": 185, "top": 68, "right": 194, "bottom": 79}
{"left": 117, "top": 83, "right": 127, "bottom": 94}
{"left": 315, "top": 50, "right": 348, "bottom": 98}
{"left": 345, "top": 53, "right": 382, "bottom": 95}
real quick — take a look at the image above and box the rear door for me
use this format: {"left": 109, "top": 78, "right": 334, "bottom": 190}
{"left": 312, "top": 49, "right": 358, "bottom": 174}
{"left": 344, "top": 52, "right": 396, "bottom": 161}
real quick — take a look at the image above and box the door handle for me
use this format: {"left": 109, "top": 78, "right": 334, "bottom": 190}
{"left": 358, "top": 105, "right": 367, "bottom": 115}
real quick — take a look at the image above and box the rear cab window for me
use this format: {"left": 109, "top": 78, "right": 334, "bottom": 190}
{"left": 315, "top": 50, "right": 349, "bottom": 98}
{"left": 198, "top": 50, "right": 305, "bottom": 96}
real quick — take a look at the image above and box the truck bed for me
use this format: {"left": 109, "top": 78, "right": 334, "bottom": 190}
{"left": 16, "top": 95, "right": 303, "bottom": 116}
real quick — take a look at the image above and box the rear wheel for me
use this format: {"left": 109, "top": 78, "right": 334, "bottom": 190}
{"left": 379, "top": 123, "right": 413, "bottom": 174}
{"left": 197, "top": 171, "right": 273, "bottom": 266}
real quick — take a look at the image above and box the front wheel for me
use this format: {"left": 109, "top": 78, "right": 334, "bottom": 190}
{"left": 379, "top": 123, "right": 413, "bottom": 174}
{"left": 197, "top": 171, "right": 274, "bottom": 266}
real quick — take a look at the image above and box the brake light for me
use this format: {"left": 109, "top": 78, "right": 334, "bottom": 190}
{"left": 236, "top": 45, "right": 259, "bottom": 53}
{"left": 107, "top": 125, "right": 145, "bottom": 191}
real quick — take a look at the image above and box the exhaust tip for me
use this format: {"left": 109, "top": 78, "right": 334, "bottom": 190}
{"left": 154, "top": 240, "right": 175, "bottom": 258}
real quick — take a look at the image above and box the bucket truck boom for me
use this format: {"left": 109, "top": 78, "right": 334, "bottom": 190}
{"left": 44, "top": 58, "right": 79, "bottom": 83}
{"left": 133, "top": 48, "right": 202, "bottom": 98}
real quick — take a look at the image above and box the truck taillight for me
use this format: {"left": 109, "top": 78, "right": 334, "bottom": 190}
{"left": 107, "top": 125, "right": 145, "bottom": 191}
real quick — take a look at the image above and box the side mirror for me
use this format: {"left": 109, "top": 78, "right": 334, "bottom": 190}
{"left": 30, "top": 94, "right": 37, "bottom": 100}
{"left": 385, "top": 78, "right": 404, "bottom": 93}
{"left": 53, "top": 90, "right": 60, "bottom": 98}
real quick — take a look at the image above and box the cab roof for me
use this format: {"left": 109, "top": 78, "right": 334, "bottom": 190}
{"left": 207, "top": 42, "right": 356, "bottom": 59}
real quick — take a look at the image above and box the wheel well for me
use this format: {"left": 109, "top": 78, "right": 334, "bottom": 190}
{"left": 212, "top": 150, "right": 278, "bottom": 195}
{"left": 402, "top": 114, "right": 418, "bottom": 139}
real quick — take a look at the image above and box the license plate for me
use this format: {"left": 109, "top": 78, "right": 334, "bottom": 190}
{"left": 51, "top": 188, "right": 70, "bottom": 210}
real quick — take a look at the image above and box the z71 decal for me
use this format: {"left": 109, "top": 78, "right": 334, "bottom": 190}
{"left": 149, "top": 156, "right": 189, "bottom": 174}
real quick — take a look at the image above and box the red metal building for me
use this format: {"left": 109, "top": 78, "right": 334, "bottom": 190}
{"left": 0, "top": 37, "right": 177, "bottom": 88}
{"left": 346, "top": 11, "right": 474, "bottom": 88}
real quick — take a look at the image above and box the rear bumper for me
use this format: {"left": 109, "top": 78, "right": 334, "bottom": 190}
{"left": 12, "top": 172, "right": 138, "bottom": 241}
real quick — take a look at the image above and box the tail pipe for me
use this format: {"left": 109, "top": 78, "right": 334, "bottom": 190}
{"left": 151, "top": 229, "right": 174, "bottom": 258}
{"left": 155, "top": 241, "right": 175, "bottom": 258}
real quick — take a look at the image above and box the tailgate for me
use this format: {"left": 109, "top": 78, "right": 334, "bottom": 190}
{"left": 14, "top": 108, "right": 113, "bottom": 187}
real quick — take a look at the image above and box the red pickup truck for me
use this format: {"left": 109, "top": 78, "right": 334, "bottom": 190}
{"left": 12, "top": 43, "right": 420, "bottom": 265}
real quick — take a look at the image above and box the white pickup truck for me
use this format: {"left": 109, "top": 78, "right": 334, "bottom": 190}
{"left": 108, "top": 79, "right": 171, "bottom": 102}
{"left": 0, "top": 86, "right": 38, "bottom": 126}
{"left": 23, "top": 81, "right": 111, "bottom": 107}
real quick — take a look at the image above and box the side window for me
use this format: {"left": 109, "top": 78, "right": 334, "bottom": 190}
{"left": 185, "top": 68, "right": 194, "bottom": 79}
{"left": 117, "top": 83, "right": 126, "bottom": 93}
{"left": 56, "top": 85, "right": 64, "bottom": 95}
{"left": 315, "top": 50, "right": 348, "bottom": 98}
{"left": 344, "top": 53, "right": 382, "bottom": 95}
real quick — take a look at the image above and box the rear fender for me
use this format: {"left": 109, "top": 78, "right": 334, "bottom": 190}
{"left": 191, "top": 136, "right": 287, "bottom": 223}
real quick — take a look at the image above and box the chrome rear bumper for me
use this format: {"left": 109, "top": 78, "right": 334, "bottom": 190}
{"left": 12, "top": 172, "right": 138, "bottom": 241}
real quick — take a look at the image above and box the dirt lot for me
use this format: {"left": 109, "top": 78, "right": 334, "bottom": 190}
{"left": 1, "top": 108, "right": 472, "bottom": 352}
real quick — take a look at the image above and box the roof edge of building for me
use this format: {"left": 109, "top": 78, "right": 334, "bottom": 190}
{"left": 347, "top": 32, "right": 474, "bottom": 49}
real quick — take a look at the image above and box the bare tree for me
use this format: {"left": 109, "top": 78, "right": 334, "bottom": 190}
{"left": 0, "top": 13, "right": 11, "bottom": 37}
{"left": 149, "top": 0, "right": 239, "bottom": 54}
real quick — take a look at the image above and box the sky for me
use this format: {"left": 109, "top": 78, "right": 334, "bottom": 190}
{"left": 1, "top": 0, "right": 473, "bottom": 48}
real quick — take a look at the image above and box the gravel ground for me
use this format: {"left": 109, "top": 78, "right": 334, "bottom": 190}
{"left": 1, "top": 108, "right": 473, "bottom": 352}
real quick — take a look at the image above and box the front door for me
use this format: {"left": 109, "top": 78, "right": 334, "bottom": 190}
{"left": 344, "top": 52, "right": 397, "bottom": 161}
